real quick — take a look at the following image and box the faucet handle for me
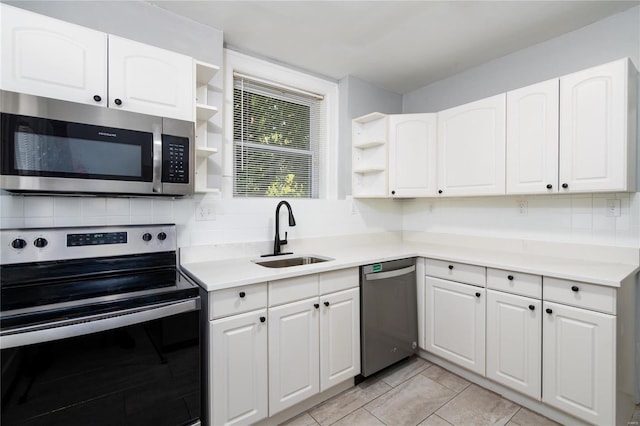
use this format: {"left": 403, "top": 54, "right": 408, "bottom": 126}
{"left": 281, "top": 231, "right": 288, "bottom": 245}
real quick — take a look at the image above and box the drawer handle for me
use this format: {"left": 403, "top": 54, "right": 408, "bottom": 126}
{"left": 546, "top": 184, "right": 553, "bottom": 189}
{"left": 571, "top": 286, "right": 579, "bottom": 292}
{"left": 114, "top": 98, "right": 123, "bottom": 106}
{"left": 259, "top": 316, "right": 266, "bottom": 323}
{"left": 324, "top": 301, "right": 330, "bottom": 307}
{"left": 93, "top": 95, "right": 102, "bottom": 102}
{"left": 528, "top": 305, "right": 535, "bottom": 311}
{"left": 448, "top": 265, "right": 454, "bottom": 270}
{"left": 239, "top": 291, "right": 246, "bottom": 298}
{"left": 546, "top": 308, "right": 553, "bottom": 314}
{"left": 475, "top": 292, "right": 481, "bottom": 298}
{"left": 314, "top": 303, "right": 320, "bottom": 309}
{"left": 507, "top": 275, "right": 514, "bottom": 281}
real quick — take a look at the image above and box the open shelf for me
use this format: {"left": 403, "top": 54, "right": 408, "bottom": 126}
{"left": 353, "top": 140, "right": 385, "bottom": 149}
{"left": 196, "top": 103, "right": 218, "bottom": 121}
{"left": 196, "top": 146, "right": 219, "bottom": 157}
{"left": 194, "top": 59, "right": 221, "bottom": 194}
{"left": 195, "top": 60, "right": 220, "bottom": 85}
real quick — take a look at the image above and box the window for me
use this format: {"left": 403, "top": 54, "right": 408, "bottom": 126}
{"left": 233, "top": 75, "right": 323, "bottom": 198}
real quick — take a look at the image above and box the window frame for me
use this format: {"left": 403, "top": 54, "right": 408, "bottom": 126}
{"left": 223, "top": 49, "right": 339, "bottom": 199}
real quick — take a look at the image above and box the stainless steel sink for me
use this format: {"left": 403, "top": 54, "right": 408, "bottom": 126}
{"left": 254, "top": 255, "right": 333, "bottom": 268}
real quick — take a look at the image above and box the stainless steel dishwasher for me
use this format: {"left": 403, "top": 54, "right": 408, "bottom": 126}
{"left": 360, "top": 258, "right": 418, "bottom": 378}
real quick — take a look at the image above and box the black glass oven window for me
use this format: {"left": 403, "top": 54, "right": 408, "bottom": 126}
{"left": 0, "top": 311, "right": 200, "bottom": 426}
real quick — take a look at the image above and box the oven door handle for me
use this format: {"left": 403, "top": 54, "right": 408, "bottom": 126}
{"left": 0, "top": 298, "right": 199, "bottom": 350}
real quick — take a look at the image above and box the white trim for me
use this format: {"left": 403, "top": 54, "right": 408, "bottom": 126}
{"left": 223, "top": 49, "right": 339, "bottom": 199}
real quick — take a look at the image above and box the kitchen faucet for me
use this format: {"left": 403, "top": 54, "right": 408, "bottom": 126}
{"left": 271, "top": 200, "right": 296, "bottom": 256}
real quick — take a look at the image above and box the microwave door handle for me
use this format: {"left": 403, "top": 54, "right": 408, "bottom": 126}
{"left": 152, "top": 124, "right": 163, "bottom": 193}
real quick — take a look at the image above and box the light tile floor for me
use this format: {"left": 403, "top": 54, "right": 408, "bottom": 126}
{"left": 281, "top": 356, "right": 640, "bottom": 426}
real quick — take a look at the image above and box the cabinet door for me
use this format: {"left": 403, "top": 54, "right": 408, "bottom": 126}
{"left": 437, "top": 94, "right": 506, "bottom": 196}
{"left": 268, "top": 297, "right": 320, "bottom": 415}
{"left": 108, "top": 35, "right": 194, "bottom": 121}
{"left": 486, "top": 290, "right": 541, "bottom": 399}
{"left": 542, "top": 301, "right": 615, "bottom": 425}
{"left": 506, "top": 79, "right": 559, "bottom": 194}
{"left": 559, "top": 58, "right": 633, "bottom": 192}
{"left": 210, "top": 310, "right": 268, "bottom": 426}
{"left": 320, "top": 288, "right": 360, "bottom": 391}
{"left": 0, "top": 4, "right": 107, "bottom": 106}
{"left": 388, "top": 113, "right": 437, "bottom": 197}
{"left": 425, "top": 277, "right": 485, "bottom": 375}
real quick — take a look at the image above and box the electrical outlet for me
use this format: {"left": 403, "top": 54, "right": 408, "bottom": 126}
{"left": 518, "top": 200, "right": 528, "bottom": 216}
{"left": 196, "top": 203, "right": 216, "bottom": 221}
{"left": 606, "top": 199, "right": 621, "bottom": 217}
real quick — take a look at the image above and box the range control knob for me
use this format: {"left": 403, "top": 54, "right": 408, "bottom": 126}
{"left": 34, "top": 237, "right": 48, "bottom": 248}
{"left": 11, "top": 238, "right": 27, "bottom": 249}
{"left": 157, "top": 232, "right": 167, "bottom": 241}
{"left": 142, "top": 233, "right": 153, "bottom": 242}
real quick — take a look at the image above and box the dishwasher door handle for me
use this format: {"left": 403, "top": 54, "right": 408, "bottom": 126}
{"left": 365, "top": 265, "right": 416, "bottom": 281}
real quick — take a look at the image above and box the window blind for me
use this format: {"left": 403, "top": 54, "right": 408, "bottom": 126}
{"left": 233, "top": 74, "right": 324, "bottom": 198}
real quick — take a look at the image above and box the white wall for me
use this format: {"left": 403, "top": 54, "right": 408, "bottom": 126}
{"left": 403, "top": 6, "right": 640, "bottom": 113}
{"left": 402, "top": 5, "right": 640, "bottom": 248}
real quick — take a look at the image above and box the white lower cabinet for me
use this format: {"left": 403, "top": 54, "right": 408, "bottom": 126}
{"left": 268, "top": 280, "right": 361, "bottom": 416}
{"left": 542, "top": 301, "right": 615, "bottom": 425}
{"left": 210, "top": 309, "right": 268, "bottom": 426}
{"left": 425, "top": 276, "right": 486, "bottom": 375}
{"left": 486, "top": 290, "right": 541, "bottom": 399}
{"left": 422, "top": 258, "right": 632, "bottom": 426}
{"left": 268, "top": 297, "right": 320, "bottom": 415}
{"left": 207, "top": 268, "right": 360, "bottom": 422}
{"left": 320, "top": 288, "right": 360, "bottom": 390}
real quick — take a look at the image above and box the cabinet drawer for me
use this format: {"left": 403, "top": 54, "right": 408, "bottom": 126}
{"left": 543, "top": 277, "right": 616, "bottom": 314}
{"left": 210, "top": 283, "right": 267, "bottom": 320}
{"left": 269, "top": 274, "right": 319, "bottom": 306}
{"left": 319, "top": 267, "right": 359, "bottom": 294}
{"left": 425, "top": 259, "right": 485, "bottom": 287}
{"left": 487, "top": 268, "right": 541, "bottom": 299}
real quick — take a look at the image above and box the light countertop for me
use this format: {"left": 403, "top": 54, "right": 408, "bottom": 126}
{"left": 179, "top": 235, "right": 639, "bottom": 292}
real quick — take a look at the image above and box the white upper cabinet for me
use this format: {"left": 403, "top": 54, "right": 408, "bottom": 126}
{"left": 0, "top": 4, "right": 194, "bottom": 121}
{"left": 506, "top": 79, "right": 560, "bottom": 194}
{"left": 559, "top": 58, "right": 636, "bottom": 193}
{"left": 437, "top": 94, "right": 506, "bottom": 196}
{"left": 388, "top": 113, "right": 437, "bottom": 197}
{"left": 108, "top": 35, "right": 193, "bottom": 121}
{"left": 0, "top": 3, "right": 107, "bottom": 106}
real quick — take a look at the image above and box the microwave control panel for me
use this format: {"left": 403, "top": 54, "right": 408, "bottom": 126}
{"left": 162, "top": 135, "right": 189, "bottom": 184}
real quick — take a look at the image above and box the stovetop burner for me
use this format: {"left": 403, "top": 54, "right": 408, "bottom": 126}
{"left": 0, "top": 224, "right": 198, "bottom": 332}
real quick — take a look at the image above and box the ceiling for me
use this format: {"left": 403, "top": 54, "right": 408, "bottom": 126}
{"left": 149, "top": 1, "right": 639, "bottom": 94}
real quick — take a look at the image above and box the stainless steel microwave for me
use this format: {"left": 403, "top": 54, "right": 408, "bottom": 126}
{"left": 0, "top": 90, "right": 194, "bottom": 196}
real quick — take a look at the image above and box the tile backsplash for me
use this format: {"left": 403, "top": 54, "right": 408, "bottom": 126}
{"left": 0, "top": 193, "right": 403, "bottom": 248}
{"left": 2, "top": 192, "right": 639, "bottom": 248}
{"left": 402, "top": 193, "right": 640, "bottom": 247}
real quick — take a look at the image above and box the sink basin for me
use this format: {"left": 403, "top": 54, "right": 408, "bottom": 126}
{"left": 254, "top": 255, "right": 333, "bottom": 268}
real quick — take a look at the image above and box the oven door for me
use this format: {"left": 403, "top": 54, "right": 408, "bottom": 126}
{"left": 1, "top": 300, "right": 201, "bottom": 426}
